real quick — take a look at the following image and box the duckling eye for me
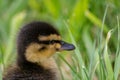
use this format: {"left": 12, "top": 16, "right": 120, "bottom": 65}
{"left": 49, "top": 40, "right": 55, "bottom": 44}
{"left": 60, "top": 41, "right": 65, "bottom": 45}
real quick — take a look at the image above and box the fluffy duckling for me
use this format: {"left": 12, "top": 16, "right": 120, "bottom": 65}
{"left": 3, "top": 21, "right": 75, "bottom": 80}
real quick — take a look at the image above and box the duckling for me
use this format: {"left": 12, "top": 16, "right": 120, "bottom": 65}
{"left": 3, "top": 21, "right": 75, "bottom": 80}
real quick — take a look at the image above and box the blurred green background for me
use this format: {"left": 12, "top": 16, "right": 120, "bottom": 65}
{"left": 0, "top": 0, "right": 120, "bottom": 80}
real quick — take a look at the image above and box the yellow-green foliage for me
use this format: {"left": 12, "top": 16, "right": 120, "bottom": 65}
{"left": 0, "top": 0, "right": 120, "bottom": 80}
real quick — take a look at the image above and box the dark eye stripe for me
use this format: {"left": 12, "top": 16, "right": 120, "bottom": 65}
{"left": 37, "top": 40, "right": 61, "bottom": 44}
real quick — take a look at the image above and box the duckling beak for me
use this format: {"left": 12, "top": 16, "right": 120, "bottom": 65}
{"left": 60, "top": 41, "right": 75, "bottom": 51}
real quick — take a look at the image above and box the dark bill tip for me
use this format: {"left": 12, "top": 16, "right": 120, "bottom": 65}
{"left": 60, "top": 41, "right": 75, "bottom": 51}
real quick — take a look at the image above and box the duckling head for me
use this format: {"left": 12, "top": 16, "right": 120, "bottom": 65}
{"left": 17, "top": 21, "right": 75, "bottom": 64}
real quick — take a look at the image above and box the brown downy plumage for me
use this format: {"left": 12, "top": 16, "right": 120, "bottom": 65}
{"left": 3, "top": 21, "right": 75, "bottom": 80}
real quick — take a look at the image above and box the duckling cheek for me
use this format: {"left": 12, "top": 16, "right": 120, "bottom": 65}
{"left": 55, "top": 43, "right": 61, "bottom": 51}
{"left": 49, "top": 44, "right": 54, "bottom": 48}
{"left": 45, "top": 50, "right": 55, "bottom": 58}
{"left": 49, "top": 44, "right": 56, "bottom": 52}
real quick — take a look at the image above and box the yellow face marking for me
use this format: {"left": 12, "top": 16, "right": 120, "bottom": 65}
{"left": 55, "top": 43, "right": 61, "bottom": 49}
{"left": 39, "top": 34, "right": 61, "bottom": 41}
{"left": 25, "top": 42, "right": 61, "bottom": 63}
{"left": 25, "top": 43, "right": 59, "bottom": 70}
{"left": 25, "top": 34, "right": 62, "bottom": 69}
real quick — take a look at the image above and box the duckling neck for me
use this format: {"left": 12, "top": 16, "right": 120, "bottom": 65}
{"left": 16, "top": 55, "right": 40, "bottom": 69}
{"left": 16, "top": 55, "right": 59, "bottom": 80}
{"left": 17, "top": 53, "right": 57, "bottom": 69}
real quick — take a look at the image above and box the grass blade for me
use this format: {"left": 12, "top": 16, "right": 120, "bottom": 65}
{"left": 4, "top": 12, "right": 26, "bottom": 65}
{"left": 104, "top": 29, "right": 114, "bottom": 80}
{"left": 59, "top": 54, "right": 81, "bottom": 79}
{"left": 63, "top": 21, "right": 88, "bottom": 79}
{"left": 85, "top": 10, "right": 108, "bottom": 33}
{"left": 114, "top": 16, "right": 120, "bottom": 80}
{"left": 69, "top": 0, "right": 88, "bottom": 26}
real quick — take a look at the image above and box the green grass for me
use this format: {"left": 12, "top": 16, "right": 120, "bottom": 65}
{"left": 0, "top": 0, "right": 120, "bottom": 80}
{"left": 58, "top": 19, "right": 119, "bottom": 80}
